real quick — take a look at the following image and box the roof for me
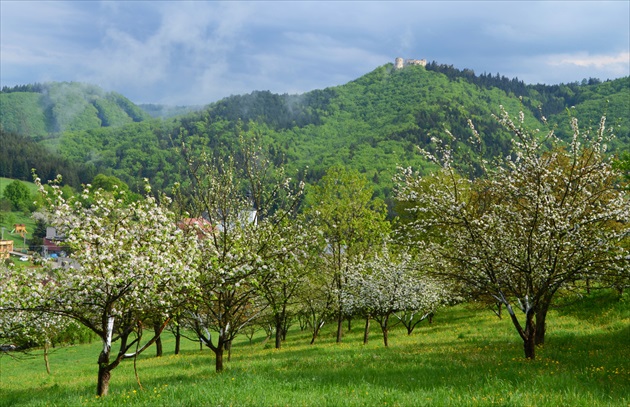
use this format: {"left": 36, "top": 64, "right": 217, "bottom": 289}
{"left": 177, "top": 217, "right": 215, "bottom": 238}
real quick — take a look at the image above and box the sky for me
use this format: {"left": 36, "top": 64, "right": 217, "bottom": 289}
{"left": 1, "top": 1, "right": 629, "bottom": 106}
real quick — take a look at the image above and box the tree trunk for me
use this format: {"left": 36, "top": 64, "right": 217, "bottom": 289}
{"left": 535, "top": 306, "right": 549, "bottom": 346}
{"left": 281, "top": 312, "right": 289, "bottom": 341}
{"left": 347, "top": 317, "right": 352, "bottom": 332}
{"left": 298, "top": 314, "right": 308, "bottom": 331}
{"left": 363, "top": 316, "right": 370, "bottom": 345}
{"left": 381, "top": 314, "right": 390, "bottom": 347}
{"left": 398, "top": 312, "right": 415, "bottom": 335}
{"left": 494, "top": 303, "right": 502, "bottom": 319}
{"left": 174, "top": 324, "right": 181, "bottom": 355}
{"left": 97, "top": 350, "right": 112, "bottom": 396}
{"left": 310, "top": 321, "right": 324, "bottom": 345}
{"left": 154, "top": 323, "right": 163, "bottom": 357}
{"left": 214, "top": 346, "right": 224, "bottom": 372}
{"left": 275, "top": 327, "right": 282, "bottom": 349}
{"left": 44, "top": 342, "right": 51, "bottom": 374}
{"left": 97, "top": 316, "right": 115, "bottom": 396}
{"left": 275, "top": 315, "right": 283, "bottom": 349}
{"left": 336, "top": 311, "right": 343, "bottom": 343}
{"left": 505, "top": 302, "right": 537, "bottom": 360}
{"left": 523, "top": 313, "right": 536, "bottom": 359}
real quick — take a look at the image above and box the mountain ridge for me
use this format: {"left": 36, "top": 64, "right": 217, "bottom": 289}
{"left": 0, "top": 82, "right": 150, "bottom": 139}
{"left": 1, "top": 64, "right": 628, "bottom": 201}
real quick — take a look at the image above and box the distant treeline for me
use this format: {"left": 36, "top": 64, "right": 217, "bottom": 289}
{"left": 0, "top": 129, "right": 95, "bottom": 187}
{"left": 1, "top": 83, "right": 47, "bottom": 94}
{"left": 426, "top": 61, "right": 528, "bottom": 96}
{"left": 187, "top": 88, "right": 336, "bottom": 131}
{"left": 425, "top": 61, "right": 619, "bottom": 117}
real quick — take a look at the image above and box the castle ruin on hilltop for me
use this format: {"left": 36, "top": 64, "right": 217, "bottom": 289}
{"left": 394, "top": 57, "right": 427, "bottom": 69}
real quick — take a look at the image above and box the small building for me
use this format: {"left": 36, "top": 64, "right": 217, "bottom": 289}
{"left": 177, "top": 217, "right": 215, "bottom": 239}
{"left": 46, "top": 227, "right": 58, "bottom": 240}
{"left": 0, "top": 240, "right": 14, "bottom": 259}
{"left": 43, "top": 238, "right": 63, "bottom": 255}
{"left": 394, "top": 57, "right": 427, "bottom": 69}
{"left": 50, "top": 256, "right": 80, "bottom": 270}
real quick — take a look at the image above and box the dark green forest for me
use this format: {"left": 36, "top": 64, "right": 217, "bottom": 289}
{"left": 0, "top": 130, "right": 95, "bottom": 188}
{"left": 1, "top": 63, "right": 628, "bottom": 199}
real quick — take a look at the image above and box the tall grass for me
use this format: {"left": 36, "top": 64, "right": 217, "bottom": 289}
{"left": 1, "top": 290, "right": 628, "bottom": 406}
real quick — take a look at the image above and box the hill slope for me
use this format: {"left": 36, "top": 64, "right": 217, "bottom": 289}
{"left": 0, "top": 82, "right": 150, "bottom": 139}
{"left": 3, "top": 65, "right": 628, "bottom": 198}
{"left": 0, "top": 129, "right": 94, "bottom": 186}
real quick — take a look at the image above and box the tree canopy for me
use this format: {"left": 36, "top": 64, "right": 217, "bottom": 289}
{"left": 395, "top": 108, "right": 630, "bottom": 359}
{"left": 1, "top": 178, "right": 199, "bottom": 396}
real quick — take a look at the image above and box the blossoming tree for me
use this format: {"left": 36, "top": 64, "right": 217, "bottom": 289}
{"left": 256, "top": 222, "right": 314, "bottom": 349}
{"left": 396, "top": 109, "right": 629, "bottom": 359}
{"left": 1, "top": 179, "right": 199, "bottom": 396}
{"left": 306, "top": 165, "right": 390, "bottom": 343}
{"left": 0, "top": 292, "right": 76, "bottom": 374}
{"left": 341, "top": 245, "right": 448, "bottom": 346}
{"left": 178, "top": 134, "right": 306, "bottom": 371}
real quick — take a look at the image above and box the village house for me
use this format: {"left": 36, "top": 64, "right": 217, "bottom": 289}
{"left": 176, "top": 217, "right": 216, "bottom": 239}
{"left": 0, "top": 240, "right": 14, "bottom": 260}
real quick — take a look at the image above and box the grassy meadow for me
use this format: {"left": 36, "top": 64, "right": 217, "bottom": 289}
{"left": 1, "top": 290, "right": 628, "bottom": 407}
{"left": 0, "top": 177, "right": 38, "bottom": 253}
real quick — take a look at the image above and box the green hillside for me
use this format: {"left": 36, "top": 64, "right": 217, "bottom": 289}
{"left": 0, "top": 92, "right": 48, "bottom": 137}
{"left": 0, "top": 82, "right": 150, "bottom": 140}
{"left": 48, "top": 65, "right": 529, "bottom": 194}
{"left": 0, "top": 129, "right": 94, "bottom": 187}
{"left": 2, "top": 65, "right": 628, "bottom": 199}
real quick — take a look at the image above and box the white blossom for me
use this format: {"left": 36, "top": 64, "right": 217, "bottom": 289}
{"left": 395, "top": 108, "right": 629, "bottom": 359}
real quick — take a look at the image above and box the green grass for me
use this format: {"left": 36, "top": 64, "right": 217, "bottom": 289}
{"left": 0, "top": 210, "right": 35, "bottom": 254}
{"left": 0, "top": 178, "right": 39, "bottom": 197}
{"left": 1, "top": 290, "right": 628, "bottom": 406}
{"left": 0, "top": 177, "right": 38, "bottom": 253}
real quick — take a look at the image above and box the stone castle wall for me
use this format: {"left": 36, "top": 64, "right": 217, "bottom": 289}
{"left": 394, "top": 57, "right": 427, "bottom": 69}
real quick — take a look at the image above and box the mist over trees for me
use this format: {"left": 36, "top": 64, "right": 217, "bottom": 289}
{"left": 0, "top": 82, "right": 150, "bottom": 139}
{"left": 1, "top": 65, "right": 627, "bottom": 201}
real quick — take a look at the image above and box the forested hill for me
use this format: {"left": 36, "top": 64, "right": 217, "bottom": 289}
{"left": 2, "top": 64, "right": 628, "bottom": 201}
{"left": 0, "top": 129, "right": 95, "bottom": 187}
{"left": 0, "top": 82, "right": 150, "bottom": 139}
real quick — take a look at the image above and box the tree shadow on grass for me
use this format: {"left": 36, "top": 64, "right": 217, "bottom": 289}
{"left": 219, "top": 325, "right": 630, "bottom": 405}
{"left": 551, "top": 289, "right": 627, "bottom": 323}
{"left": 3, "top": 300, "right": 627, "bottom": 406}
{"left": 0, "top": 382, "right": 95, "bottom": 407}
